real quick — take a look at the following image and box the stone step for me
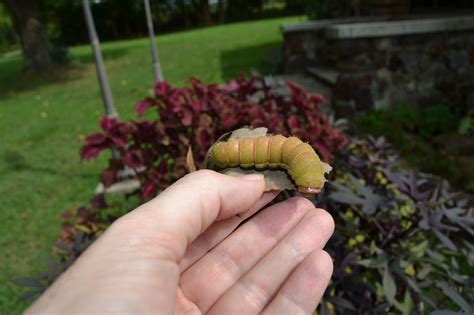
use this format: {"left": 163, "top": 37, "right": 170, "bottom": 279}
{"left": 272, "top": 74, "right": 333, "bottom": 102}
{"left": 306, "top": 66, "right": 339, "bottom": 87}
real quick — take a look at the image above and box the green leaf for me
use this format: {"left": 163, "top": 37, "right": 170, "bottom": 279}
{"left": 458, "top": 117, "right": 473, "bottom": 135}
{"left": 410, "top": 240, "right": 428, "bottom": 258}
{"left": 401, "top": 290, "right": 413, "bottom": 315}
{"left": 450, "top": 257, "right": 459, "bottom": 270}
{"left": 357, "top": 253, "right": 388, "bottom": 268}
{"left": 383, "top": 263, "right": 397, "bottom": 304}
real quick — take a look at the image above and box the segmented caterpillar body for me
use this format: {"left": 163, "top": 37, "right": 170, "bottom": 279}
{"left": 210, "top": 135, "right": 325, "bottom": 194}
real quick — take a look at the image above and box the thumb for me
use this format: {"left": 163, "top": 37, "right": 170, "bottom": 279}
{"left": 118, "top": 169, "right": 265, "bottom": 261}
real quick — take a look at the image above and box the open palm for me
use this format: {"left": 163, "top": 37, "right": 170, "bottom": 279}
{"left": 27, "top": 171, "right": 334, "bottom": 314}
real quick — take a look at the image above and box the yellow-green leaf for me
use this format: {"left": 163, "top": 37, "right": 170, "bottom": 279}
{"left": 404, "top": 265, "right": 416, "bottom": 277}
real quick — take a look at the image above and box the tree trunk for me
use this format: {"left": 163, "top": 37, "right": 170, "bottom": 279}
{"left": 217, "top": 0, "right": 225, "bottom": 23}
{"left": 176, "top": 0, "right": 191, "bottom": 28}
{"left": 198, "top": 0, "right": 211, "bottom": 26}
{"left": 3, "top": 0, "right": 52, "bottom": 73}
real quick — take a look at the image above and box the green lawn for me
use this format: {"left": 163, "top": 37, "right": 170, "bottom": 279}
{"left": 0, "top": 16, "right": 305, "bottom": 313}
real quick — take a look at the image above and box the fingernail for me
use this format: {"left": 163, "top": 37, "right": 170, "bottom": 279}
{"left": 239, "top": 174, "right": 264, "bottom": 181}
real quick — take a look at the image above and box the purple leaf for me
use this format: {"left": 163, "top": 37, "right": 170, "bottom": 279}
{"left": 435, "top": 281, "right": 472, "bottom": 313}
{"left": 433, "top": 229, "right": 457, "bottom": 251}
{"left": 329, "top": 296, "right": 356, "bottom": 310}
{"left": 100, "top": 169, "right": 117, "bottom": 187}
{"left": 457, "top": 198, "right": 468, "bottom": 208}
{"left": 384, "top": 169, "right": 409, "bottom": 192}
{"left": 408, "top": 171, "right": 431, "bottom": 201}
{"left": 329, "top": 192, "right": 365, "bottom": 205}
{"left": 135, "top": 98, "right": 155, "bottom": 116}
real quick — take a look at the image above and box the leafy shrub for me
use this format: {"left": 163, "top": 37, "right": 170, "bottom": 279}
{"left": 358, "top": 104, "right": 460, "bottom": 141}
{"left": 458, "top": 109, "right": 474, "bottom": 136}
{"left": 81, "top": 75, "right": 347, "bottom": 200}
{"left": 357, "top": 104, "right": 472, "bottom": 193}
{"left": 358, "top": 105, "right": 417, "bottom": 144}
{"left": 18, "top": 77, "right": 473, "bottom": 314}
{"left": 316, "top": 136, "right": 473, "bottom": 314}
{"left": 419, "top": 105, "right": 459, "bottom": 140}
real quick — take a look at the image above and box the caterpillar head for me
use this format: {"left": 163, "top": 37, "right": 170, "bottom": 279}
{"left": 298, "top": 187, "right": 321, "bottom": 195}
{"left": 297, "top": 161, "right": 332, "bottom": 195}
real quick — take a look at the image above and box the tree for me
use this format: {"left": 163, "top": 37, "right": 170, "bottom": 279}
{"left": 217, "top": 0, "right": 225, "bottom": 23}
{"left": 2, "top": 0, "right": 52, "bottom": 73}
{"left": 197, "top": 0, "right": 211, "bottom": 26}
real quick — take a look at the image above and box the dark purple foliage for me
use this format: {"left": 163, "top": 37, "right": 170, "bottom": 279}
{"left": 81, "top": 75, "right": 347, "bottom": 200}
{"left": 318, "top": 136, "right": 473, "bottom": 314}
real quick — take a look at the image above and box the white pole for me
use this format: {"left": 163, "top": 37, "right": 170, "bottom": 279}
{"left": 82, "top": 0, "right": 118, "bottom": 119}
{"left": 144, "top": 0, "right": 164, "bottom": 81}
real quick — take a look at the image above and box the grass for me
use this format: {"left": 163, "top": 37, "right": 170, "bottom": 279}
{"left": 0, "top": 15, "right": 305, "bottom": 313}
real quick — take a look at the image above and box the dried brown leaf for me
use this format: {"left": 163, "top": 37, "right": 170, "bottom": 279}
{"left": 186, "top": 146, "right": 197, "bottom": 173}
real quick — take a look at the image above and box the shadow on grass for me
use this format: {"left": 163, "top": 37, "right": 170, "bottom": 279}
{"left": 2, "top": 149, "right": 98, "bottom": 179}
{"left": 0, "top": 46, "right": 130, "bottom": 99}
{"left": 219, "top": 41, "right": 282, "bottom": 81}
{"left": 72, "top": 45, "right": 130, "bottom": 65}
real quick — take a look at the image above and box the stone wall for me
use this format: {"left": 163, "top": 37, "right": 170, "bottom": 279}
{"left": 281, "top": 16, "right": 390, "bottom": 73}
{"left": 282, "top": 15, "right": 474, "bottom": 116}
{"left": 332, "top": 31, "right": 474, "bottom": 116}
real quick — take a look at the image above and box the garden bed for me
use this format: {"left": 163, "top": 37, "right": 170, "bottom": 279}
{"left": 17, "top": 75, "right": 474, "bottom": 314}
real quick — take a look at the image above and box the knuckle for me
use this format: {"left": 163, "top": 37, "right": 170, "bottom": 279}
{"left": 188, "top": 169, "right": 219, "bottom": 182}
{"left": 180, "top": 170, "right": 220, "bottom": 194}
{"left": 195, "top": 169, "right": 218, "bottom": 177}
{"left": 208, "top": 247, "right": 241, "bottom": 282}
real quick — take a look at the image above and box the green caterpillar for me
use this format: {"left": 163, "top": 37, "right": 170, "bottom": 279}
{"left": 210, "top": 135, "right": 326, "bottom": 194}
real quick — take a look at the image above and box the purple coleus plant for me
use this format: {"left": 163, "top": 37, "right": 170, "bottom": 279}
{"left": 81, "top": 75, "right": 348, "bottom": 200}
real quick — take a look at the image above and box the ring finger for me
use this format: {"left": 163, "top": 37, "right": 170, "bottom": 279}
{"left": 207, "top": 208, "right": 334, "bottom": 315}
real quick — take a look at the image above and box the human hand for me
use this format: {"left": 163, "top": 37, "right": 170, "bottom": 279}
{"left": 27, "top": 170, "right": 334, "bottom": 314}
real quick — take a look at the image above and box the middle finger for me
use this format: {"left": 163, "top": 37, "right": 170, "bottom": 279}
{"left": 179, "top": 197, "right": 315, "bottom": 312}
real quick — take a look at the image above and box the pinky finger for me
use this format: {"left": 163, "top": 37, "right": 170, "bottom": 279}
{"left": 262, "top": 250, "right": 333, "bottom": 315}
